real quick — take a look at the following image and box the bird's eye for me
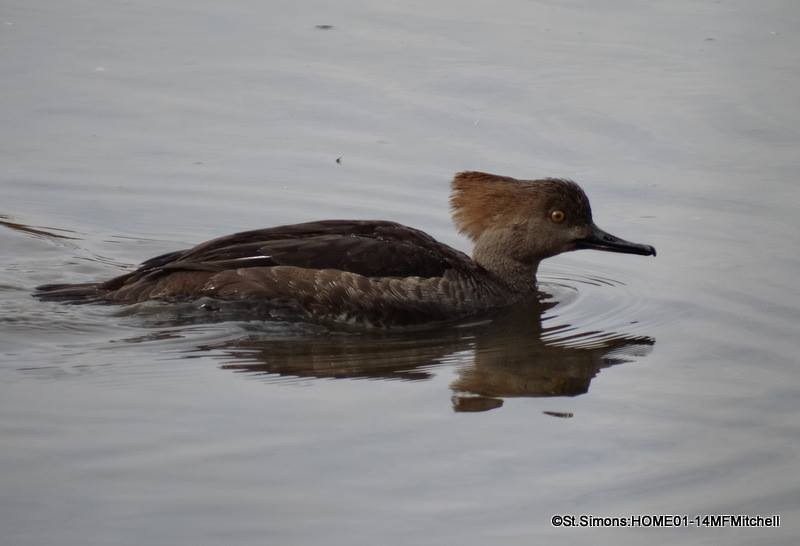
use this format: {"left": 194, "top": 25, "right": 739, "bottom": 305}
{"left": 550, "top": 210, "right": 566, "bottom": 223}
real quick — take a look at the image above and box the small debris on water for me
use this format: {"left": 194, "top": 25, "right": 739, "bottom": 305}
{"left": 315, "top": 24, "right": 334, "bottom": 30}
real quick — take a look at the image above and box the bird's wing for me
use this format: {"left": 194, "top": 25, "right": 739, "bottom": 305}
{"left": 106, "top": 220, "right": 477, "bottom": 289}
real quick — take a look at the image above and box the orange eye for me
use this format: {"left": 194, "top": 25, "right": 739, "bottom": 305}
{"left": 550, "top": 210, "right": 566, "bottom": 223}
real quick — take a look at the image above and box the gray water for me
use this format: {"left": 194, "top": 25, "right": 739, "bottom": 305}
{"left": 2, "top": 1, "right": 799, "bottom": 544}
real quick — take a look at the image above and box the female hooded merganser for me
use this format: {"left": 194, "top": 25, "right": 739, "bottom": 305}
{"left": 35, "top": 172, "right": 655, "bottom": 327}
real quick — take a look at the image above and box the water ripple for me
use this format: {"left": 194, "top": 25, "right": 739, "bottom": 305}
{"left": 538, "top": 262, "right": 667, "bottom": 348}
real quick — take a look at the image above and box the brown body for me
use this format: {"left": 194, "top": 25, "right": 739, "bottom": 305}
{"left": 35, "top": 172, "right": 655, "bottom": 328}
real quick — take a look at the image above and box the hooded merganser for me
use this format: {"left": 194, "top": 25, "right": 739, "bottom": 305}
{"left": 35, "top": 172, "right": 656, "bottom": 327}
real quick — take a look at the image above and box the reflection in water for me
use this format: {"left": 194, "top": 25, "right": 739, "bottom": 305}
{"left": 188, "top": 296, "right": 654, "bottom": 413}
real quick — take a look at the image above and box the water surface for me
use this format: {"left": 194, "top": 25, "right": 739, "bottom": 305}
{"left": 2, "top": 1, "right": 799, "bottom": 544}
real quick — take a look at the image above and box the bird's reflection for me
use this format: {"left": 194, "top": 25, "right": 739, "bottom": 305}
{"left": 191, "top": 295, "right": 654, "bottom": 413}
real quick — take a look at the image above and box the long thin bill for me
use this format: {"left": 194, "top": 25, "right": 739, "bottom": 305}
{"left": 575, "top": 224, "right": 656, "bottom": 256}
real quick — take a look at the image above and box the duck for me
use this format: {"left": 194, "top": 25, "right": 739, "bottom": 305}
{"left": 35, "top": 172, "right": 655, "bottom": 328}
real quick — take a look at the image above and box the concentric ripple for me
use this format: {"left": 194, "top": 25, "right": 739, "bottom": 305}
{"left": 537, "top": 261, "right": 661, "bottom": 349}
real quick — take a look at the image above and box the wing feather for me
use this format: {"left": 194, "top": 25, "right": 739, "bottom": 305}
{"left": 104, "top": 220, "right": 477, "bottom": 290}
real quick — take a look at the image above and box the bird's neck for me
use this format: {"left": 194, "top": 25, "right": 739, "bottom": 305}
{"left": 472, "top": 230, "right": 539, "bottom": 294}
